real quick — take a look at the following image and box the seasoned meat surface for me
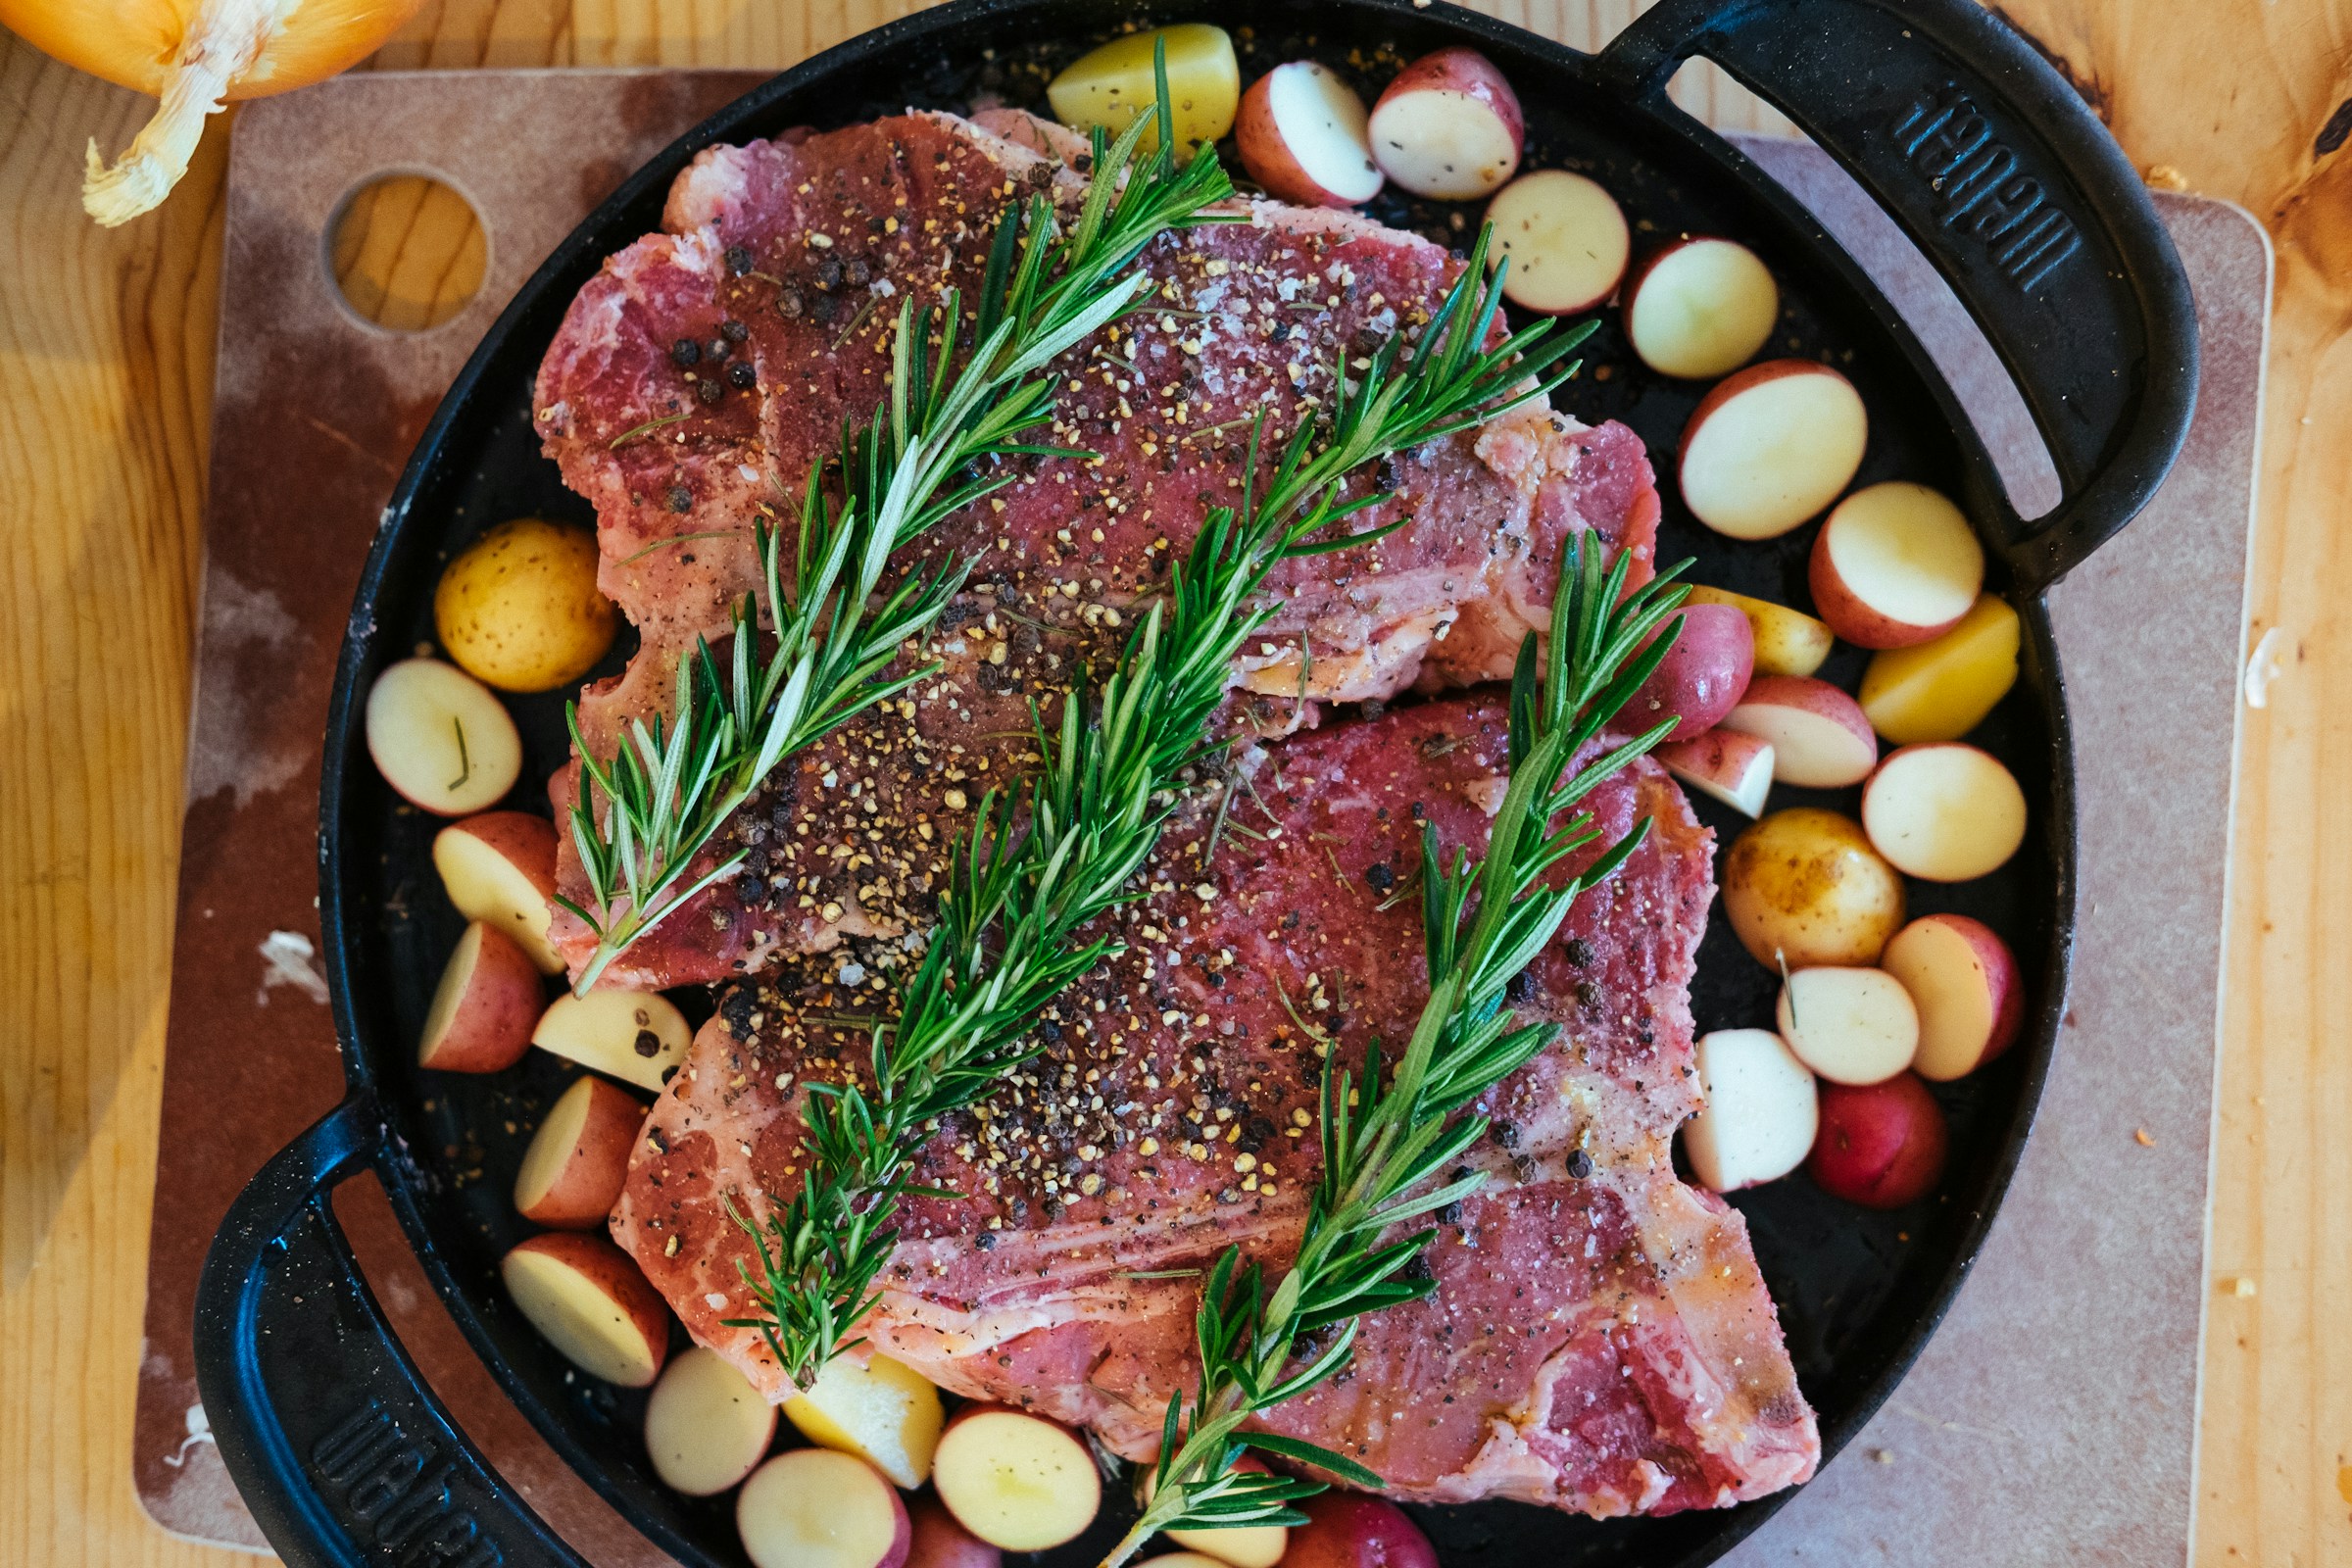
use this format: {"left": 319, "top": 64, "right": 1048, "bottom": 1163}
{"left": 609, "top": 697, "right": 1819, "bottom": 1514}
{"left": 533, "top": 110, "right": 1660, "bottom": 990}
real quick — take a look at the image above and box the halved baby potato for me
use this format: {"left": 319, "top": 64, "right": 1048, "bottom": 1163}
{"left": 434, "top": 810, "right": 563, "bottom": 973}
{"left": 514, "top": 1074, "right": 646, "bottom": 1227}
{"left": 783, "top": 1352, "right": 946, "bottom": 1490}
{"left": 645, "top": 1345, "right": 778, "bottom": 1496}
{"left": 1048, "top": 24, "right": 1239, "bottom": 153}
{"left": 417, "top": 921, "right": 542, "bottom": 1073}
{"left": 1721, "top": 808, "right": 1906, "bottom": 970}
{"left": 532, "top": 987, "right": 692, "bottom": 1092}
{"left": 501, "top": 1232, "right": 671, "bottom": 1387}
{"left": 738, "top": 1449, "right": 910, "bottom": 1568}
{"left": 932, "top": 1405, "right": 1102, "bottom": 1552}
{"left": 366, "top": 658, "right": 521, "bottom": 816}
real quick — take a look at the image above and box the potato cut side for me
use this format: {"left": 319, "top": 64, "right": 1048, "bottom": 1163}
{"left": 1146, "top": 1457, "right": 1289, "bottom": 1568}
{"left": 1811, "top": 482, "right": 1984, "bottom": 649}
{"left": 366, "top": 658, "right": 522, "bottom": 815}
{"left": 1048, "top": 24, "right": 1238, "bottom": 152}
{"left": 783, "top": 1352, "right": 946, "bottom": 1489}
{"left": 532, "top": 987, "right": 692, "bottom": 1092}
{"left": 514, "top": 1074, "right": 646, "bottom": 1227}
{"left": 1861, "top": 743, "right": 2028, "bottom": 881}
{"left": 501, "top": 1233, "right": 670, "bottom": 1387}
{"left": 646, "top": 1346, "right": 778, "bottom": 1496}
{"left": 1883, "top": 913, "right": 2023, "bottom": 1081}
{"left": 1859, "top": 595, "right": 2022, "bottom": 744}
{"left": 1685, "top": 1028, "right": 1818, "bottom": 1191}
{"left": 1626, "top": 237, "right": 1778, "bottom": 379}
{"left": 1678, "top": 363, "right": 1867, "bottom": 540}
{"left": 1655, "top": 728, "right": 1775, "bottom": 818}
{"left": 1238, "top": 62, "right": 1380, "bottom": 206}
{"left": 932, "top": 1407, "right": 1102, "bottom": 1552}
{"left": 1718, "top": 675, "right": 1877, "bottom": 789}
{"left": 738, "top": 1449, "right": 910, "bottom": 1568}
{"left": 1777, "top": 967, "right": 1920, "bottom": 1085}
{"left": 433, "top": 812, "right": 563, "bottom": 973}
{"left": 1367, "top": 50, "right": 1523, "bottom": 201}
{"left": 1484, "top": 170, "right": 1628, "bottom": 315}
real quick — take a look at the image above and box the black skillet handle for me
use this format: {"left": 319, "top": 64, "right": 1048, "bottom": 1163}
{"left": 195, "top": 1091, "right": 592, "bottom": 1568}
{"left": 1596, "top": 0, "right": 2196, "bottom": 593}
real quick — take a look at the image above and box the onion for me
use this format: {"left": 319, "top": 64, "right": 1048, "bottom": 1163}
{"left": 0, "top": 0, "right": 427, "bottom": 225}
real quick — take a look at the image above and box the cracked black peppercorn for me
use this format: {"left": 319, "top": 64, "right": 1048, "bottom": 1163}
{"left": 1567, "top": 1149, "right": 1595, "bottom": 1179}
{"left": 723, "top": 243, "right": 752, "bottom": 275}
{"left": 719, "top": 318, "right": 749, "bottom": 343}
{"left": 664, "top": 484, "right": 693, "bottom": 513}
{"left": 696, "top": 376, "right": 724, "bottom": 407}
{"left": 1564, "top": 936, "right": 1595, "bottom": 966}
{"left": 1365, "top": 861, "right": 1396, "bottom": 894}
{"left": 726, "top": 360, "right": 757, "bottom": 390}
{"left": 633, "top": 1029, "right": 662, "bottom": 1058}
{"left": 668, "top": 337, "right": 699, "bottom": 368}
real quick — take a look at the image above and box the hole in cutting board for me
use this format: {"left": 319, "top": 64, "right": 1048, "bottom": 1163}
{"left": 328, "top": 173, "right": 488, "bottom": 332}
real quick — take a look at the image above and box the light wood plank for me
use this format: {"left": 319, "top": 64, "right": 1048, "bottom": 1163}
{"left": 0, "top": 4, "right": 2344, "bottom": 1566}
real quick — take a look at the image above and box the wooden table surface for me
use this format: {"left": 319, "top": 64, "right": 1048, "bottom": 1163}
{"left": 1, "top": 3, "right": 2344, "bottom": 1564}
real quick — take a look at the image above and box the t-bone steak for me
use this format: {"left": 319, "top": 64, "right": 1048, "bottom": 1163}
{"left": 532, "top": 109, "right": 1660, "bottom": 991}
{"left": 609, "top": 696, "right": 1819, "bottom": 1515}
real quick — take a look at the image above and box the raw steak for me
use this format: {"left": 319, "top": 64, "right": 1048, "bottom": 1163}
{"left": 532, "top": 110, "right": 1661, "bottom": 990}
{"left": 609, "top": 696, "right": 1820, "bottom": 1514}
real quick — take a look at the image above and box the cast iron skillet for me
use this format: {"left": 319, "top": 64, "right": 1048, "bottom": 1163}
{"left": 194, "top": 1, "right": 2196, "bottom": 1564}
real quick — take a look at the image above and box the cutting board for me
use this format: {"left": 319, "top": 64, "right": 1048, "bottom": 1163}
{"left": 134, "top": 68, "right": 2269, "bottom": 1567}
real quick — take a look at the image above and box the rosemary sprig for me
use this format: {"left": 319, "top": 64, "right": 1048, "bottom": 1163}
{"left": 724, "top": 233, "right": 1596, "bottom": 1389}
{"left": 555, "top": 59, "right": 1235, "bottom": 994}
{"left": 1102, "top": 542, "right": 1692, "bottom": 1568}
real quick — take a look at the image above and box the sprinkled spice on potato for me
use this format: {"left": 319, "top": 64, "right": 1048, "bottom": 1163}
{"left": 433, "top": 516, "right": 615, "bottom": 692}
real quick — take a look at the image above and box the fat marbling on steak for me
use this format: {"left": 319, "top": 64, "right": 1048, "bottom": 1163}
{"left": 609, "top": 696, "right": 1820, "bottom": 1515}
{"left": 531, "top": 109, "right": 1660, "bottom": 991}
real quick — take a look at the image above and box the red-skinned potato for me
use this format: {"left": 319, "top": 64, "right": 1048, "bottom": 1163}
{"left": 1718, "top": 675, "right": 1878, "bottom": 788}
{"left": 1677, "top": 361, "right": 1868, "bottom": 541}
{"left": 1861, "top": 743, "right": 2028, "bottom": 882}
{"left": 417, "top": 922, "right": 543, "bottom": 1073}
{"left": 932, "top": 1405, "right": 1101, "bottom": 1551}
{"left": 514, "top": 1074, "right": 646, "bottom": 1227}
{"left": 1237, "top": 62, "right": 1381, "bottom": 207}
{"left": 1808, "top": 1072, "right": 1948, "bottom": 1208}
{"left": 1623, "top": 236, "right": 1779, "bottom": 379}
{"left": 906, "top": 1497, "right": 1002, "bottom": 1568}
{"left": 1683, "top": 585, "right": 1834, "bottom": 679}
{"left": 1655, "top": 727, "right": 1775, "bottom": 818}
{"left": 1282, "top": 1493, "right": 1439, "bottom": 1568}
{"left": 501, "top": 1231, "right": 671, "bottom": 1387}
{"left": 1484, "top": 170, "right": 1628, "bottom": 315}
{"left": 738, "top": 1449, "right": 910, "bottom": 1568}
{"left": 1366, "top": 47, "right": 1523, "bottom": 200}
{"left": 1624, "top": 604, "right": 1755, "bottom": 743}
{"left": 1808, "top": 482, "right": 1984, "bottom": 649}
{"left": 1882, "top": 913, "right": 2025, "bottom": 1081}
{"left": 366, "top": 657, "right": 522, "bottom": 815}
{"left": 433, "top": 811, "right": 563, "bottom": 973}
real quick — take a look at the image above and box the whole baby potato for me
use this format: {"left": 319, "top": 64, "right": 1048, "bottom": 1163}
{"left": 434, "top": 517, "right": 615, "bottom": 692}
{"left": 1722, "top": 808, "right": 1906, "bottom": 970}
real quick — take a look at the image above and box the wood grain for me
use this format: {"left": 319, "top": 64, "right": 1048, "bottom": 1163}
{"left": 0, "top": 3, "right": 2339, "bottom": 1566}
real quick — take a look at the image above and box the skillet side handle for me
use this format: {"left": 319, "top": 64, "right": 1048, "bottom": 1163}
{"left": 1597, "top": 0, "right": 2196, "bottom": 592}
{"left": 194, "top": 1092, "right": 592, "bottom": 1568}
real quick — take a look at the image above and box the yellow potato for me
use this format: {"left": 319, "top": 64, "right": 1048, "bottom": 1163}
{"left": 1859, "top": 594, "right": 2021, "bottom": 744}
{"left": 434, "top": 517, "right": 616, "bottom": 693}
{"left": 1722, "top": 808, "right": 1906, "bottom": 970}
{"left": 1684, "top": 584, "right": 1835, "bottom": 678}
{"left": 782, "top": 1351, "right": 945, "bottom": 1490}
{"left": 1047, "top": 24, "right": 1239, "bottom": 155}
